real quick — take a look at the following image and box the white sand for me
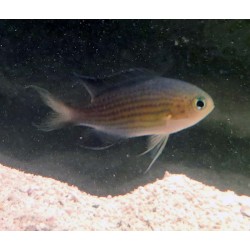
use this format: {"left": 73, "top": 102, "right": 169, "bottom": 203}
{"left": 0, "top": 163, "right": 249, "bottom": 230}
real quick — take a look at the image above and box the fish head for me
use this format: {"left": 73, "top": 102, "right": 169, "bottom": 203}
{"left": 165, "top": 81, "right": 215, "bottom": 133}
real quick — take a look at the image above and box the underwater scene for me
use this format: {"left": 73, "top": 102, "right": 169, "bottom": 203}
{"left": 0, "top": 20, "right": 249, "bottom": 230}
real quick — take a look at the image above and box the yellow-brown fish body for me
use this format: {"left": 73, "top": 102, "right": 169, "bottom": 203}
{"left": 29, "top": 69, "right": 214, "bottom": 173}
{"left": 76, "top": 77, "right": 214, "bottom": 137}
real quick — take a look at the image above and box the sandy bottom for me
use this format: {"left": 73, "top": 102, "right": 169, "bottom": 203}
{"left": 0, "top": 163, "right": 249, "bottom": 230}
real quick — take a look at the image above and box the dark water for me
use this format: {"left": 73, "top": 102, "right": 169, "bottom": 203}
{"left": 0, "top": 20, "right": 249, "bottom": 196}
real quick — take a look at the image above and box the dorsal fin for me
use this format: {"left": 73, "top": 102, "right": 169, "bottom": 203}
{"left": 99, "top": 68, "right": 157, "bottom": 85}
{"left": 73, "top": 68, "right": 158, "bottom": 101}
{"left": 73, "top": 72, "right": 104, "bottom": 101}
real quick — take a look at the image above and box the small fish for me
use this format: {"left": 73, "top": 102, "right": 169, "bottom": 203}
{"left": 28, "top": 69, "right": 214, "bottom": 173}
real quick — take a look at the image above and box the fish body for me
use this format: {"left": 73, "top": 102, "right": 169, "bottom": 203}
{"left": 79, "top": 77, "right": 214, "bottom": 137}
{"left": 29, "top": 69, "right": 214, "bottom": 173}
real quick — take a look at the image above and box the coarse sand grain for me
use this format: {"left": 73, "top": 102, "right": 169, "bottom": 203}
{"left": 0, "top": 163, "right": 249, "bottom": 230}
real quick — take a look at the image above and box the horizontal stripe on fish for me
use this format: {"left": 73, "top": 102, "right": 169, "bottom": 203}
{"left": 89, "top": 105, "right": 165, "bottom": 121}
{"left": 94, "top": 91, "right": 178, "bottom": 108}
{"left": 88, "top": 96, "right": 179, "bottom": 116}
{"left": 86, "top": 110, "right": 169, "bottom": 127}
{"left": 90, "top": 99, "right": 169, "bottom": 115}
{"left": 94, "top": 119, "right": 168, "bottom": 133}
{"left": 85, "top": 104, "right": 183, "bottom": 125}
{"left": 84, "top": 104, "right": 170, "bottom": 123}
{"left": 92, "top": 92, "right": 187, "bottom": 111}
{"left": 109, "top": 120, "right": 167, "bottom": 129}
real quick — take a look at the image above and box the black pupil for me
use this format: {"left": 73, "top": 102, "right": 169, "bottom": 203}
{"left": 196, "top": 100, "right": 204, "bottom": 109}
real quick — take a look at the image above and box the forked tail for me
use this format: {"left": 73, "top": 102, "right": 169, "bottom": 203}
{"left": 27, "top": 85, "right": 77, "bottom": 131}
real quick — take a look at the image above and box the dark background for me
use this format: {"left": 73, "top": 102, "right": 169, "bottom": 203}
{"left": 1, "top": 20, "right": 250, "bottom": 77}
{"left": 0, "top": 20, "right": 249, "bottom": 196}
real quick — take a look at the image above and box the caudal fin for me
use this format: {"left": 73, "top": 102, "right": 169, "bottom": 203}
{"left": 27, "top": 85, "right": 75, "bottom": 131}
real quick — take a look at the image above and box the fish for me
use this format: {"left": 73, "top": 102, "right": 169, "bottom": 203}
{"left": 28, "top": 68, "right": 214, "bottom": 173}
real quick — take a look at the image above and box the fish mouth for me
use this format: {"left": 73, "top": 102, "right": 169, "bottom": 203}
{"left": 206, "top": 93, "right": 215, "bottom": 114}
{"left": 206, "top": 103, "right": 215, "bottom": 116}
{"left": 210, "top": 99, "right": 215, "bottom": 112}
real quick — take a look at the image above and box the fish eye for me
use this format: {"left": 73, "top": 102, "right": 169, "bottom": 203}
{"left": 194, "top": 97, "right": 206, "bottom": 110}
